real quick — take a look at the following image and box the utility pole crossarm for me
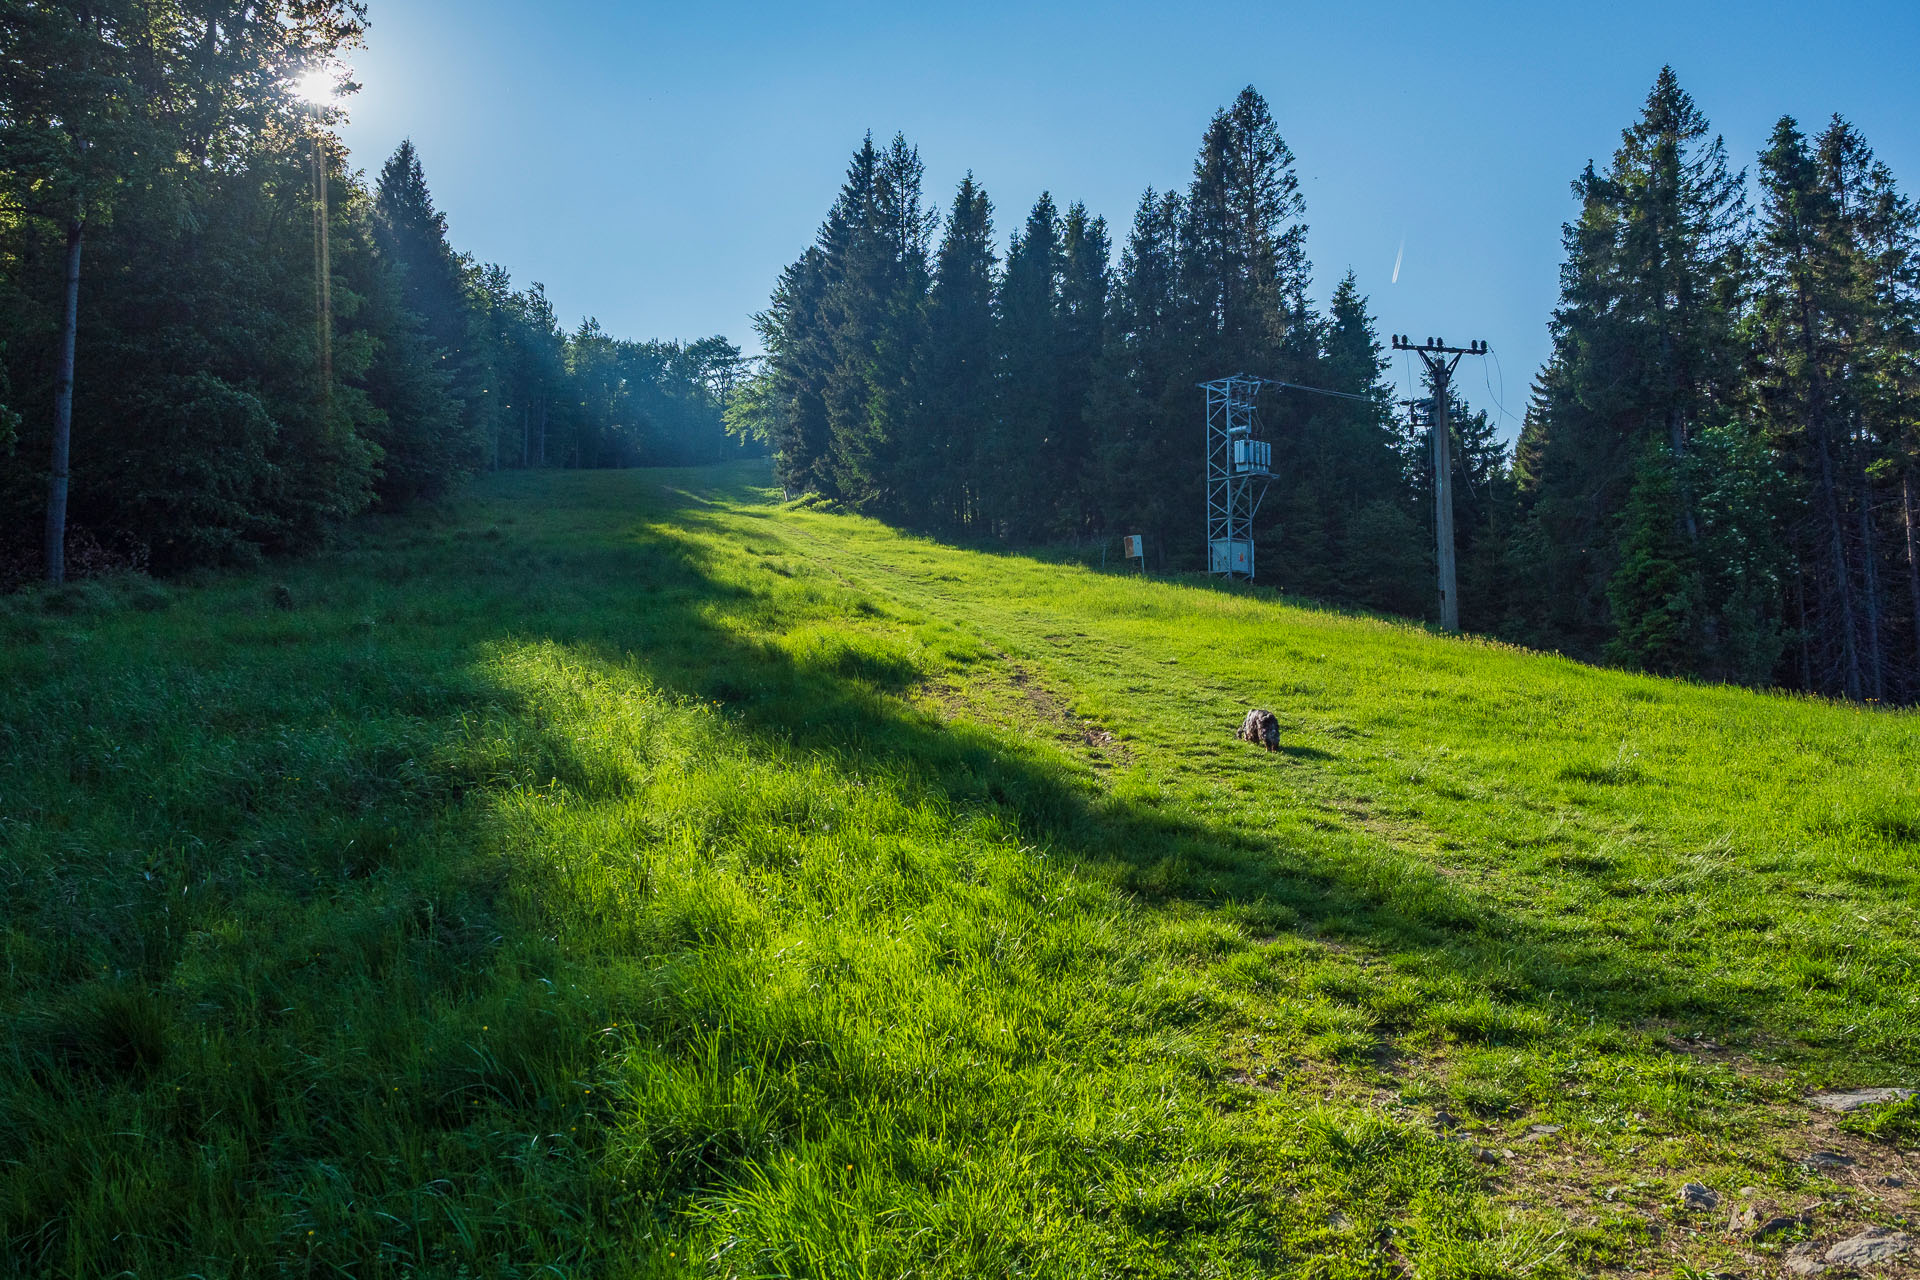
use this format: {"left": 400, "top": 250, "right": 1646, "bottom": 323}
{"left": 1389, "top": 335, "right": 1488, "bottom": 634}
{"left": 1389, "top": 337, "right": 1489, "bottom": 358}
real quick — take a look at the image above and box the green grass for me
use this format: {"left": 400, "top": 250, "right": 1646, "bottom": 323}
{"left": 2, "top": 462, "right": 1915, "bottom": 1279}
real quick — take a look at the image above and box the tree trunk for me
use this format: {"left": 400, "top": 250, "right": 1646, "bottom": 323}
{"left": 1816, "top": 433, "right": 1863, "bottom": 700}
{"left": 44, "top": 217, "right": 84, "bottom": 585}
{"left": 1657, "top": 292, "right": 1700, "bottom": 542}
{"left": 1859, "top": 475, "right": 1885, "bottom": 702}
{"left": 1793, "top": 255, "right": 1861, "bottom": 699}
{"left": 1795, "top": 573, "right": 1813, "bottom": 692}
{"left": 1905, "top": 471, "right": 1920, "bottom": 690}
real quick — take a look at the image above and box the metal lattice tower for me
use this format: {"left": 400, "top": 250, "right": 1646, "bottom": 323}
{"left": 1201, "top": 375, "right": 1273, "bottom": 579}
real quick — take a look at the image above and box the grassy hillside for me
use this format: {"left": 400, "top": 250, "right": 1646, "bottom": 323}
{"left": 2, "top": 462, "right": 1915, "bottom": 1279}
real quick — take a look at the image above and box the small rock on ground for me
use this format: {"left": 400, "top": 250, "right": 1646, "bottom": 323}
{"left": 1753, "top": 1212, "right": 1812, "bottom": 1241}
{"left": 1826, "top": 1228, "right": 1913, "bottom": 1269}
{"left": 1808, "top": 1087, "right": 1915, "bottom": 1113}
{"left": 1681, "top": 1182, "right": 1721, "bottom": 1211}
{"left": 1787, "top": 1242, "right": 1828, "bottom": 1276}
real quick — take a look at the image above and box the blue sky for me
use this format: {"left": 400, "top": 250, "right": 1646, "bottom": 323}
{"left": 333, "top": 0, "right": 1919, "bottom": 440}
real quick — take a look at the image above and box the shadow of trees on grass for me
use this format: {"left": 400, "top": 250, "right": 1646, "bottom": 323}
{"left": 507, "top": 485, "right": 1727, "bottom": 1047}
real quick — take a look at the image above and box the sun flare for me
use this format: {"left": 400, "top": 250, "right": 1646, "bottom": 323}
{"left": 292, "top": 68, "right": 336, "bottom": 106}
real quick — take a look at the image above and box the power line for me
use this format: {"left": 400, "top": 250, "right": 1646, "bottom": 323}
{"left": 1482, "top": 345, "right": 1518, "bottom": 433}
{"left": 1257, "top": 379, "right": 1374, "bottom": 403}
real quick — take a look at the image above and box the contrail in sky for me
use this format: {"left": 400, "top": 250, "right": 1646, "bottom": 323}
{"left": 1391, "top": 237, "right": 1405, "bottom": 285}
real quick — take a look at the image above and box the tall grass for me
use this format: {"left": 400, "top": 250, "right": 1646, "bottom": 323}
{"left": 1, "top": 464, "right": 1913, "bottom": 1278}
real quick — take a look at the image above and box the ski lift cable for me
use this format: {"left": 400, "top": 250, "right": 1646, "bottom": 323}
{"left": 1243, "top": 377, "right": 1375, "bottom": 403}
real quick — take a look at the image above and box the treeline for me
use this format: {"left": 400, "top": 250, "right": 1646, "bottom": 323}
{"left": 755, "top": 75, "right": 1920, "bottom": 703}
{"left": 0, "top": 3, "right": 751, "bottom": 583}
{"left": 752, "top": 90, "right": 1458, "bottom": 628}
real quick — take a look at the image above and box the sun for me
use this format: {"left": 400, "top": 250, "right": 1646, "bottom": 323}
{"left": 292, "top": 67, "right": 336, "bottom": 107}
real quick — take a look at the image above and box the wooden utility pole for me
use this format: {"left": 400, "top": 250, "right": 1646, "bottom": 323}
{"left": 1391, "top": 336, "right": 1488, "bottom": 632}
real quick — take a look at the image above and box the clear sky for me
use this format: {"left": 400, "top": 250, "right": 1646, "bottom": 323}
{"left": 333, "top": 0, "right": 1920, "bottom": 441}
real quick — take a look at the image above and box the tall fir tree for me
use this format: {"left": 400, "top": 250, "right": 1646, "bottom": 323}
{"left": 1179, "top": 87, "right": 1310, "bottom": 378}
{"left": 814, "top": 136, "right": 883, "bottom": 503}
{"left": 1752, "top": 115, "right": 1920, "bottom": 699}
{"left": 989, "top": 192, "right": 1063, "bottom": 540}
{"left": 812, "top": 134, "right": 933, "bottom": 513}
{"left": 757, "top": 247, "right": 836, "bottom": 496}
{"left": 1278, "top": 272, "right": 1422, "bottom": 609}
{"left": 1519, "top": 67, "right": 1751, "bottom": 667}
{"left": 1088, "top": 188, "right": 1189, "bottom": 556}
{"left": 907, "top": 175, "right": 997, "bottom": 532}
{"left": 1052, "top": 203, "right": 1111, "bottom": 535}
{"left": 346, "top": 187, "right": 465, "bottom": 508}
{"left": 374, "top": 142, "right": 493, "bottom": 484}
{"left": 1822, "top": 118, "right": 1920, "bottom": 700}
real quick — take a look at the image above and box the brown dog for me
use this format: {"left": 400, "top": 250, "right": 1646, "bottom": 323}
{"left": 1237, "top": 708, "right": 1280, "bottom": 751}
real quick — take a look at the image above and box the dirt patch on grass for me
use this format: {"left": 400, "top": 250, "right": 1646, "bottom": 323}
{"left": 1463, "top": 1084, "right": 1918, "bottom": 1277}
{"left": 916, "top": 659, "right": 1133, "bottom": 772}
{"left": 1223, "top": 1009, "right": 1916, "bottom": 1277}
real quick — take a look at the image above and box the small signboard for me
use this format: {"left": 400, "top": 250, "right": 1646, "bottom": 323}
{"left": 1122, "top": 534, "right": 1144, "bottom": 561}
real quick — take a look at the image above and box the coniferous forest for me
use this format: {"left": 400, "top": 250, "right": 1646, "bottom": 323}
{"left": 752, "top": 76, "right": 1920, "bottom": 704}
{"left": 4, "top": 9, "right": 1918, "bottom": 706}
{"left": 0, "top": 3, "right": 753, "bottom": 584}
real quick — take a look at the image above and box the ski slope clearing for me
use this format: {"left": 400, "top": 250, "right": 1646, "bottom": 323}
{"left": 2, "top": 462, "right": 1915, "bottom": 1278}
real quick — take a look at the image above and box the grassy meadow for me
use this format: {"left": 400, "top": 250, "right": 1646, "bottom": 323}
{"left": 1, "top": 462, "right": 1916, "bottom": 1278}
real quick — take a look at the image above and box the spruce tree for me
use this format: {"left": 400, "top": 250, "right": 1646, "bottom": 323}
{"left": 1088, "top": 89, "right": 1314, "bottom": 569}
{"left": 1180, "top": 87, "right": 1310, "bottom": 377}
{"left": 374, "top": 142, "right": 493, "bottom": 481}
{"left": 1520, "top": 67, "right": 1749, "bottom": 664}
{"left": 1823, "top": 119, "right": 1920, "bottom": 700}
{"left": 1088, "top": 188, "right": 1189, "bottom": 554}
{"left": 1299, "top": 272, "right": 1418, "bottom": 609}
{"left": 1753, "top": 115, "right": 1920, "bottom": 699}
{"left": 349, "top": 201, "right": 464, "bottom": 507}
{"left": 798, "top": 134, "right": 934, "bottom": 513}
{"left": 990, "top": 193, "right": 1062, "bottom": 540}
{"left": 1052, "top": 202, "right": 1111, "bottom": 534}
{"left": 908, "top": 175, "right": 997, "bottom": 532}
{"left": 1181, "top": 87, "right": 1326, "bottom": 579}
{"left": 757, "top": 247, "right": 836, "bottom": 496}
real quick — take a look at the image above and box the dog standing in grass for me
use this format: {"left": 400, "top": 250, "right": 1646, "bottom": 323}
{"left": 1237, "top": 708, "right": 1280, "bottom": 751}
